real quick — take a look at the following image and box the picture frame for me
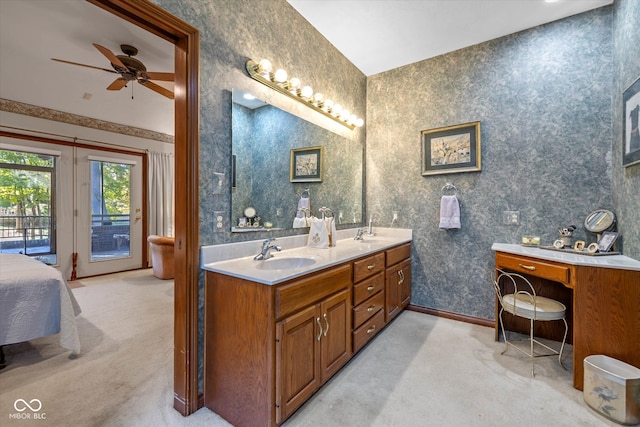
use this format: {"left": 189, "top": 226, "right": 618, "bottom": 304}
{"left": 290, "top": 146, "right": 323, "bottom": 182}
{"left": 623, "top": 76, "right": 640, "bottom": 167}
{"left": 421, "top": 121, "right": 481, "bottom": 176}
{"left": 598, "top": 231, "right": 619, "bottom": 253}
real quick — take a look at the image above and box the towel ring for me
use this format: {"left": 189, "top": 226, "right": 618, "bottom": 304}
{"left": 301, "top": 188, "right": 310, "bottom": 198}
{"left": 319, "top": 207, "right": 334, "bottom": 219}
{"left": 441, "top": 182, "right": 459, "bottom": 196}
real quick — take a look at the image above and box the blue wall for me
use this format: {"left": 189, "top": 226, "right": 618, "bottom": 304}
{"left": 367, "top": 6, "right": 614, "bottom": 319}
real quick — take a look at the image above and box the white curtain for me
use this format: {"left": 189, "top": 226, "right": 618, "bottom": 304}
{"left": 148, "top": 151, "right": 174, "bottom": 238}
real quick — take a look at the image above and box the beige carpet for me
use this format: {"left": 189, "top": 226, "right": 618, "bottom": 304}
{"left": 0, "top": 269, "right": 617, "bottom": 426}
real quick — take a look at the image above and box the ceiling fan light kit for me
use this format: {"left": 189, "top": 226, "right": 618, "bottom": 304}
{"left": 51, "top": 43, "right": 174, "bottom": 99}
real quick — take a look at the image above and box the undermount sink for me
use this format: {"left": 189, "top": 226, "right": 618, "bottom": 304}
{"left": 255, "top": 256, "right": 318, "bottom": 271}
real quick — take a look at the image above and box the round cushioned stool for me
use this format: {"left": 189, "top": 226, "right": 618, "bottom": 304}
{"left": 493, "top": 270, "right": 568, "bottom": 377}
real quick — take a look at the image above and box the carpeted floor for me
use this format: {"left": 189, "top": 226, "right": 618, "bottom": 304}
{"left": 0, "top": 269, "right": 616, "bottom": 426}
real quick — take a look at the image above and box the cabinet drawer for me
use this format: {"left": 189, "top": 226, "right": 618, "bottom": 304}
{"left": 276, "top": 263, "right": 352, "bottom": 319}
{"left": 353, "top": 272, "right": 384, "bottom": 306}
{"left": 353, "top": 290, "right": 384, "bottom": 329}
{"left": 353, "top": 309, "right": 385, "bottom": 354}
{"left": 496, "top": 252, "right": 571, "bottom": 286}
{"left": 353, "top": 252, "right": 385, "bottom": 283}
{"left": 386, "top": 243, "right": 411, "bottom": 267}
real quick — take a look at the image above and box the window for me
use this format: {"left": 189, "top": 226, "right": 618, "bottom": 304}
{"left": 0, "top": 149, "right": 56, "bottom": 264}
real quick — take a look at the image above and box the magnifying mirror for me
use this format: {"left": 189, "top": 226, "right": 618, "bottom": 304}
{"left": 244, "top": 206, "right": 256, "bottom": 218}
{"left": 584, "top": 209, "right": 616, "bottom": 233}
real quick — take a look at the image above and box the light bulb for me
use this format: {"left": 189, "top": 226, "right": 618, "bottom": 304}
{"left": 301, "top": 86, "right": 313, "bottom": 99}
{"left": 348, "top": 114, "right": 357, "bottom": 125}
{"left": 355, "top": 118, "right": 364, "bottom": 127}
{"left": 323, "top": 99, "right": 334, "bottom": 112}
{"left": 332, "top": 103, "right": 342, "bottom": 117}
{"left": 257, "top": 59, "right": 272, "bottom": 74}
{"left": 274, "top": 68, "right": 288, "bottom": 83}
{"left": 340, "top": 109, "right": 350, "bottom": 121}
{"left": 289, "top": 77, "right": 301, "bottom": 90}
{"left": 313, "top": 92, "right": 324, "bottom": 106}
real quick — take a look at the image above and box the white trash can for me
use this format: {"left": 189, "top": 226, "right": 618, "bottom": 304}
{"left": 583, "top": 355, "right": 640, "bottom": 425}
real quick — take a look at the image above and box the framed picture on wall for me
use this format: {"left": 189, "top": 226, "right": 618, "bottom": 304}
{"left": 623, "top": 76, "right": 640, "bottom": 167}
{"left": 290, "top": 146, "right": 323, "bottom": 182}
{"left": 421, "top": 121, "right": 481, "bottom": 176}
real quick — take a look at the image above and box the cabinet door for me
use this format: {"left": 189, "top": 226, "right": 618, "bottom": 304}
{"left": 385, "top": 265, "right": 401, "bottom": 323}
{"left": 276, "top": 304, "right": 321, "bottom": 424}
{"left": 399, "top": 259, "right": 412, "bottom": 309}
{"left": 320, "top": 289, "right": 352, "bottom": 383}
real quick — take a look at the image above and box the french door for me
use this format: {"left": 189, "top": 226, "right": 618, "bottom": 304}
{"left": 75, "top": 147, "right": 143, "bottom": 277}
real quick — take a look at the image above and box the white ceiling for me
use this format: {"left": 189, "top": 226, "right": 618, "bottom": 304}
{"left": 0, "top": 0, "right": 175, "bottom": 136}
{"left": 0, "top": 1, "right": 613, "bottom": 136}
{"left": 288, "top": 0, "right": 613, "bottom": 76}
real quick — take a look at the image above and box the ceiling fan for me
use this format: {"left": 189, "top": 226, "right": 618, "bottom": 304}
{"left": 52, "top": 43, "right": 174, "bottom": 99}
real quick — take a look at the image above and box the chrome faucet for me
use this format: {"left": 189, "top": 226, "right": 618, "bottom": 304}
{"left": 354, "top": 228, "right": 365, "bottom": 241}
{"left": 254, "top": 238, "right": 281, "bottom": 260}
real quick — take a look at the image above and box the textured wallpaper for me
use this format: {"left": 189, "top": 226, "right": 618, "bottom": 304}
{"left": 366, "top": 6, "right": 614, "bottom": 319}
{"left": 612, "top": 0, "right": 640, "bottom": 258}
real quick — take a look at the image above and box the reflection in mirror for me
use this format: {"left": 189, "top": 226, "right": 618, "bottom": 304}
{"left": 584, "top": 209, "right": 616, "bottom": 233}
{"left": 231, "top": 89, "right": 363, "bottom": 232}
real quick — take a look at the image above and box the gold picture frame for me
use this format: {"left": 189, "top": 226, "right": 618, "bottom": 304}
{"left": 290, "top": 146, "right": 323, "bottom": 182}
{"left": 421, "top": 121, "right": 481, "bottom": 176}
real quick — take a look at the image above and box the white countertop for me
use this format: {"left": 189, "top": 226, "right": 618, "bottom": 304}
{"left": 202, "top": 228, "right": 412, "bottom": 285}
{"left": 492, "top": 243, "right": 640, "bottom": 271}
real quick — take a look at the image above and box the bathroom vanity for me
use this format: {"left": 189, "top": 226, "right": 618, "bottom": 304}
{"left": 492, "top": 243, "right": 640, "bottom": 390}
{"left": 202, "top": 230, "right": 411, "bottom": 427}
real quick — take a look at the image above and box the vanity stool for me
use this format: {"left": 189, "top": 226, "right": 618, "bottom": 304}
{"left": 493, "top": 270, "right": 568, "bottom": 376}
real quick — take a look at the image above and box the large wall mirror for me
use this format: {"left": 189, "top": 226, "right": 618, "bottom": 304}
{"left": 232, "top": 89, "right": 363, "bottom": 232}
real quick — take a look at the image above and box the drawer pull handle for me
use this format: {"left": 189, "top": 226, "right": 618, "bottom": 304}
{"left": 323, "top": 313, "right": 329, "bottom": 337}
{"left": 367, "top": 305, "right": 376, "bottom": 312}
{"left": 367, "top": 285, "right": 375, "bottom": 292}
{"left": 367, "top": 264, "right": 376, "bottom": 270}
{"left": 316, "top": 317, "right": 323, "bottom": 341}
{"left": 518, "top": 264, "right": 536, "bottom": 271}
{"left": 366, "top": 325, "right": 376, "bottom": 334}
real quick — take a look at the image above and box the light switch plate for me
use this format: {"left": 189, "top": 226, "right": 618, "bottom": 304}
{"left": 503, "top": 210, "right": 520, "bottom": 225}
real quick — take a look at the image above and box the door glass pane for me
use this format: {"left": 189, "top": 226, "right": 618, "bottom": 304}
{"left": 0, "top": 150, "right": 56, "bottom": 265}
{"left": 90, "top": 160, "right": 131, "bottom": 261}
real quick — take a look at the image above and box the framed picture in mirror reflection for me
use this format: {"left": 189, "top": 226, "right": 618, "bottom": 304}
{"left": 290, "top": 146, "right": 323, "bottom": 182}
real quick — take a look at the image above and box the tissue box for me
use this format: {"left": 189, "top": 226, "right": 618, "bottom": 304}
{"left": 583, "top": 355, "right": 640, "bottom": 425}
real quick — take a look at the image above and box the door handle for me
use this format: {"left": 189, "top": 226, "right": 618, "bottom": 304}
{"left": 323, "top": 313, "right": 329, "bottom": 337}
{"left": 316, "top": 317, "right": 323, "bottom": 341}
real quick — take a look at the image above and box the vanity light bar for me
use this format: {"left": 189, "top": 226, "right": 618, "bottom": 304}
{"left": 245, "top": 59, "right": 364, "bottom": 130}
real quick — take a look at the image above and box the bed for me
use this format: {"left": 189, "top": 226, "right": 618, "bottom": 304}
{"left": 0, "top": 254, "right": 81, "bottom": 355}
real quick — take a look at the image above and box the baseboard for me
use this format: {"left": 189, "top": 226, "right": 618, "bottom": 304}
{"left": 407, "top": 304, "right": 494, "bottom": 328}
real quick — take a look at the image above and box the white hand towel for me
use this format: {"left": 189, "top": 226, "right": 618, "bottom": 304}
{"left": 296, "top": 197, "right": 310, "bottom": 218}
{"left": 439, "top": 195, "right": 461, "bottom": 229}
{"left": 307, "top": 216, "right": 329, "bottom": 248}
{"left": 292, "top": 217, "right": 307, "bottom": 228}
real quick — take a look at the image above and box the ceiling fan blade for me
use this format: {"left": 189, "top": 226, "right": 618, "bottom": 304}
{"left": 138, "top": 80, "right": 174, "bottom": 99}
{"left": 51, "top": 58, "right": 118, "bottom": 74}
{"left": 144, "top": 71, "right": 175, "bottom": 82}
{"left": 106, "top": 78, "right": 128, "bottom": 91}
{"left": 93, "top": 43, "right": 128, "bottom": 70}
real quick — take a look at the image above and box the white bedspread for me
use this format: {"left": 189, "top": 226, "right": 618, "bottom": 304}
{"left": 0, "top": 254, "right": 81, "bottom": 353}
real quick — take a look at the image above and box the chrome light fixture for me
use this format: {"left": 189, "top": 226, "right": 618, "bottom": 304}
{"left": 246, "top": 58, "right": 364, "bottom": 130}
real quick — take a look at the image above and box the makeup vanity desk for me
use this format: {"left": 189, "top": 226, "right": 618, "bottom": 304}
{"left": 492, "top": 243, "right": 640, "bottom": 390}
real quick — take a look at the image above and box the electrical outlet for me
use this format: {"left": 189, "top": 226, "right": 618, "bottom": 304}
{"left": 214, "top": 211, "right": 225, "bottom": 232}
{"left": 392, "top": 210, "right": 399, "bottom": 225}
{"left": 276, "top": 208, "right": 283, "bottom": 217}
{"left": 502, "top": 210, "right": 520, "bottom": 226}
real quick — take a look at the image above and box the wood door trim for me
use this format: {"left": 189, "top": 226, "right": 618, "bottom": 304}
{"left": 87, "top": 0, "right": 200, "bottom": 416}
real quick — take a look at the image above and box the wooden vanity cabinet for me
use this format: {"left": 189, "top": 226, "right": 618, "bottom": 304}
{"left": 275, "top": 288, "right": 351, "bottom": 423}
{"left": 385, "top": 243, "right": 412, "bottom": 323}
{"left": 205, "top": 263, "right": 351, "bottom": 427}
{"left": 351, "top": 253, "right": 385, "bottom": 353}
